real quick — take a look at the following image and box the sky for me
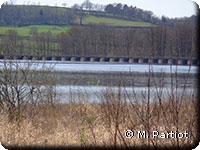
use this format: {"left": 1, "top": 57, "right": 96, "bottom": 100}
{"left": 0, "top": 0, "right": 198, "bottom": 18}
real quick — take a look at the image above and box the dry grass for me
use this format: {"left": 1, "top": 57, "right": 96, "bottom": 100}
{"left": 0, "top": 96, "right": 197, "bottom": 148}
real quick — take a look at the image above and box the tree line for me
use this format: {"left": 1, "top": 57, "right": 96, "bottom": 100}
{"left": 104, "top": 3, "right": 198, "bottom": 26}
{"left": 58, "top": 23, "right": 197, "bottom": 58}
{"left": 0, "top": 23, "right": 197, "bottom": 59}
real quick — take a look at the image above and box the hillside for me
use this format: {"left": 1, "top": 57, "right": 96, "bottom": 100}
{"left": 74, "top": 16, "right": 154, "bottom": 27}
{"left": 0, "top": 4, "right": 154, "bottom": 28}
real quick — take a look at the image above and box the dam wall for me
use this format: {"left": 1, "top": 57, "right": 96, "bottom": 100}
{"left": 0, "top": 55, "right": 198, "bottom": 66}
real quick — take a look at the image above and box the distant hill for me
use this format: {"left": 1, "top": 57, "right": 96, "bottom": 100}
{"left": 0, "top": 4, "right": 155, "bottom": 28}
{"left": 0, "top": 3, "right": 197, "bottom": 29}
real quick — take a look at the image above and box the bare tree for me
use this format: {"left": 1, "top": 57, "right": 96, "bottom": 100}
{"left": 71, "top": 4, "right": 81, "bottom": 9}
{"left": 81, "top": 0, "right": 93, "bottom": 10}
{"left": 0, "top": 60, "right": 56, "bottom": 122}
{"left": 0, "top": 30, "right": 19, "bottom": 55}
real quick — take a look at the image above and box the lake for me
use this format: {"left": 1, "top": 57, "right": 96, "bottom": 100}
{"left": 0, "top": 60, "right": 198, "bottom": 103}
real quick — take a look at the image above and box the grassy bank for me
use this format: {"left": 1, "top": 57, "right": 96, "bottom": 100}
{"left": 0, "top": 79, "right": 197, "bottom": 148}
{"left": 0, "top": 95, "right": 197, "bottom": 147}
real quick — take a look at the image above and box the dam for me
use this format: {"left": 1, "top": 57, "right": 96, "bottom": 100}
{"left": 0, "top": 55, "right": 199, "bottom": 66}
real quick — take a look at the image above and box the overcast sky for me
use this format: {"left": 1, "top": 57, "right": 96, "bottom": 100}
{"left": 1, "top": 0, "right": 197, "bottom": 18}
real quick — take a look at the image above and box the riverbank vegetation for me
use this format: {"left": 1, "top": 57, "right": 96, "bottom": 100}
{"left": 0, "top": 99, "right": 197, "bottom": 148}
{"left": 0, "top": 61, "right": 197, "bottom": 148}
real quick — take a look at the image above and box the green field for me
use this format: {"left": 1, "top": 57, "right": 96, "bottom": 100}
{"left": 0, "top": 15, "right": 154, "bottom": 36}
{"left": 0, "top": 25, "right": 71, "bottom": 36}
{"left": 75, "top": 16, "right": 154, "bottom": 27}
